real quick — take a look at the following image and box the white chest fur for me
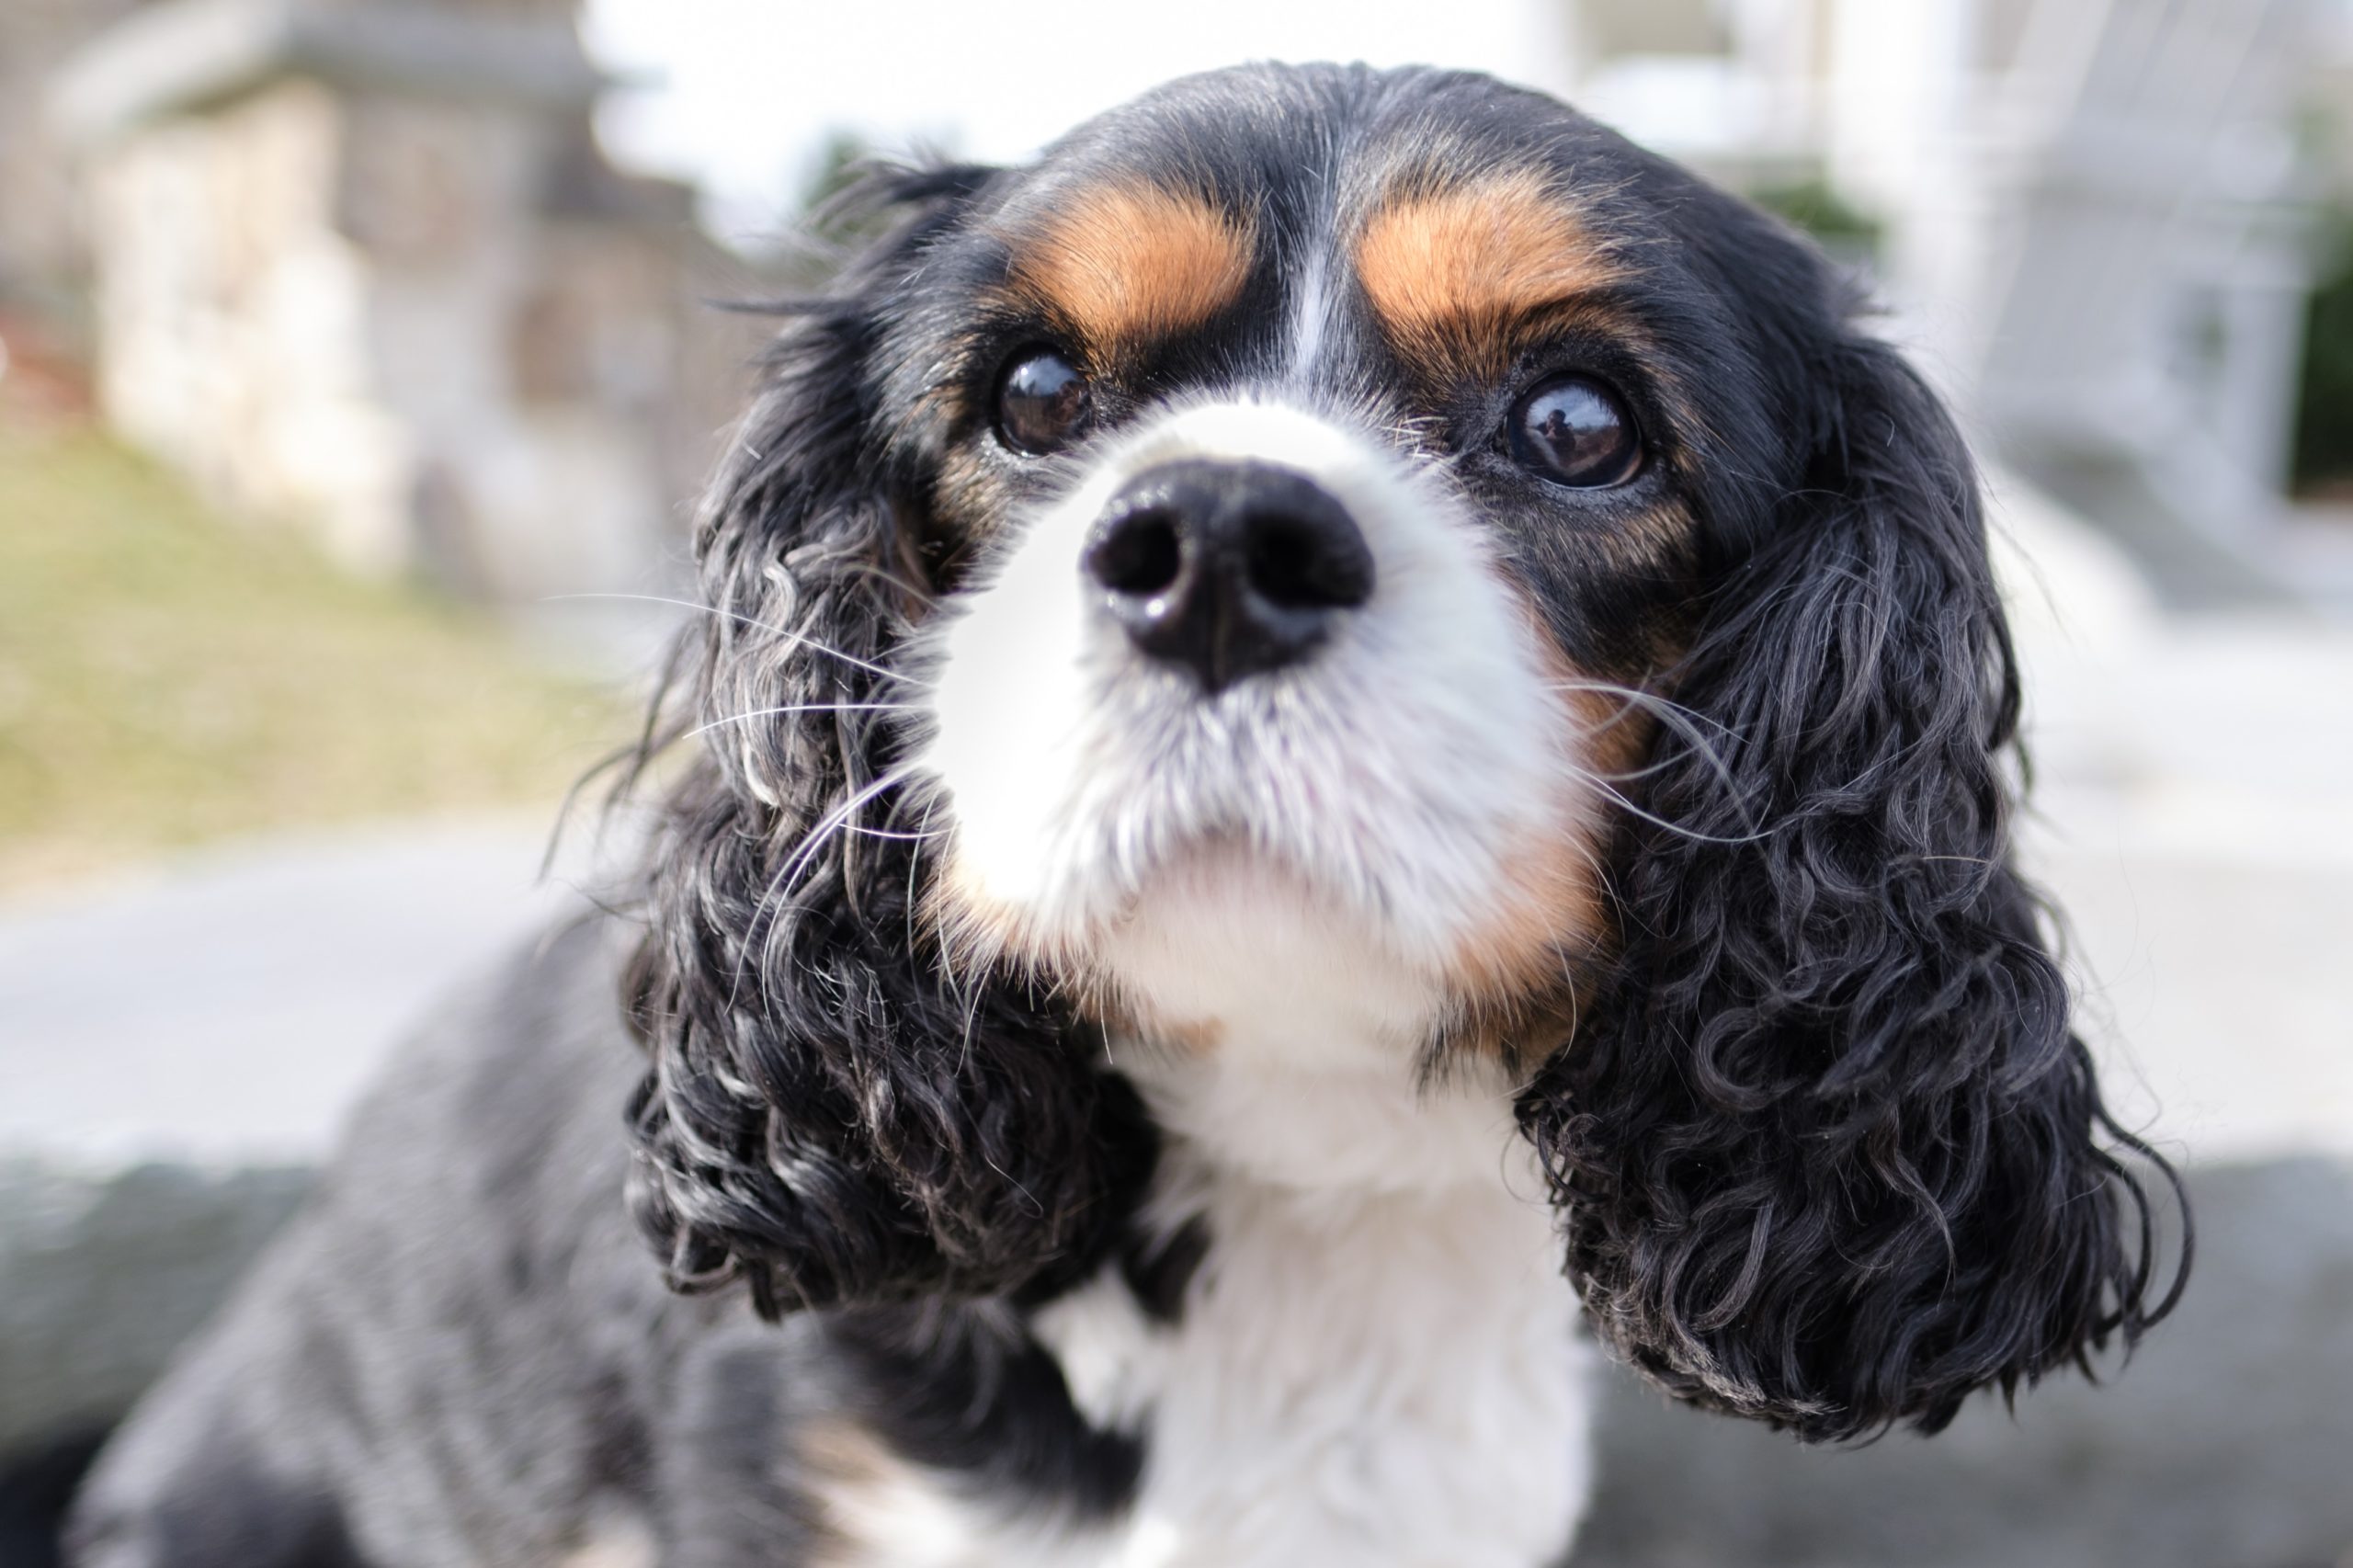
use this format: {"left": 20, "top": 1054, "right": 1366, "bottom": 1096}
{"left": 820, "top": 1039, "right": 1594, "bottom": 1568}
{"left": 1040, "top": 1138, "right": 1592, "bottom": 1567}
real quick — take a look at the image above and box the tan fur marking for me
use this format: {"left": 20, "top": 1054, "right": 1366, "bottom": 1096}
{"left": 1442, "top": 613, "right": 1654, "bottom": 1038}
{"left": 1098, "top": 1001, "right": 1229, "bottom": 1055}
{"left": 1015, "top": 182, "right": 1256, "bottom": 354}
{"left": 799, "top": 1418, "right": 899, "bottom": 1489}
{"left": 797, "top": 1418, "right": 928, "bottom": 1567}
{"left": 1445, "top": 778, "right": 1606, "bottom": 1009}
{"left": 553, "top": 1515, "right": 658, "bottom": 1568}
{"left": 1356, "top": 170, "right": 1623, "bottom": 381}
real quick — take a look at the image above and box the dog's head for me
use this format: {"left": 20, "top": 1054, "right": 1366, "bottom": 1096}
{"left": 623, "top": 63, "right": 2183, "bottom": 1442}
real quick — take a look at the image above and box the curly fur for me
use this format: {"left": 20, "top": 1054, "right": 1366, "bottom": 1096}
{"left": 1516, "top": 337, "right": 2188, "bottom": 1441}
{"left": 621, "top": 168, "right": 1154, "bottom": 1317}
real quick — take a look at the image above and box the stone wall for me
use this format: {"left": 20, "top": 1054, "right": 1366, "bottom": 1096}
{"left": 0, "top": 0, "right": 148, "bottom": 322}
{"left": 83, "top": 79, "right": 411, "bottom": 568}
{"left": 51, "top": 0, "right": 759, "bottom": 600}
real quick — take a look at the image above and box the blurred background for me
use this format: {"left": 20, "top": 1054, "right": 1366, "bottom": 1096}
{"left": 2, "top": 1, "right": 2350, "bottom": 1563}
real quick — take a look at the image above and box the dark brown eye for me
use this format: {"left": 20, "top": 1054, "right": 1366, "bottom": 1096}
{"left": 1507, "top": 374, "right": 1642, "bottom": 488}
{"left": 995, "top": 347, "right": 1092, "bottom": 455}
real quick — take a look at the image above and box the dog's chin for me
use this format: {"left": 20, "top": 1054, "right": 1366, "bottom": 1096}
{"left": 1087, "top": 839, "right": 1453, "bottom": 1051}
{"left": 934, "top": 826, "right": 1542, "bottom": 1060}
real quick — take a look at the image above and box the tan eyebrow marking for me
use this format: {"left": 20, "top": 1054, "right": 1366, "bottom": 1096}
{"left": 1354, "top": 170, "right": 1625, "bottom": 380}
{"left": 1011, "top": 181, "right": 1256, "bottom": 355}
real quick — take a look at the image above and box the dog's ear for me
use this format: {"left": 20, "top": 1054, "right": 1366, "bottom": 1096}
{"left": 621, "top": 165, "right": 1150, "bottom": 1317}
{"left": 1518, "top": 332, "right": 2188, "bottom": 1440}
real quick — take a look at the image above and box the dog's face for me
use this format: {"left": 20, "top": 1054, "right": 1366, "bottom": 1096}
{"left": 626, "top": 65, "right": 2180, "bottom": 1444}
{"left": 892, "top": 74, "right": 1818, "bottom": 1058}
{"left": 904, "top": 118, "right": 1674, "bottom": 1050}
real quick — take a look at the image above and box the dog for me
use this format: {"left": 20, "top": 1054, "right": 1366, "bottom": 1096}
{"left": 67, "top": 62, "right": 2187, "bottom": 1568}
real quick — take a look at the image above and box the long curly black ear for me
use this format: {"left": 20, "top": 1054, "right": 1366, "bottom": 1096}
{"left": 621, "top": 165, "right": 1149, "bottom": 1317}
{"left": 1519, "top": 333, "right": 2188, "bottom": 1440}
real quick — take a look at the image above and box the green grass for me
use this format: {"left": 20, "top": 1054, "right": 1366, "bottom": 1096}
{"left": 0, "top": 424, "right": 630, "bottom": 892}
{"left": 2292, "top": 215, "right": 2353, "bottom": 496}
{"left": 1745, "top": 176, "right": 1884, "bottom": 254}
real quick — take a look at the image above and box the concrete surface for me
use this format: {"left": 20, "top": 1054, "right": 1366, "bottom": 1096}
{"left": 0, "top": 1161, "right": 309, "bottom": 1457}
{"left": 1993, "top": 474, "right": 2353, "bottom": 1165}
{"left": 0, "top": 813, "right": 615, "bottom": 1464}
{"left": 0, "top": 814, "right": 608, "bottom": 1165}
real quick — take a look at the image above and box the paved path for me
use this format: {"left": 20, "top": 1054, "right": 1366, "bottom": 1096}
{"left": 1991, "top": 477, "right": 2353, "bottom": 1163}
{"left": 0, "top": 815, "right": 613, "bottom": 1165}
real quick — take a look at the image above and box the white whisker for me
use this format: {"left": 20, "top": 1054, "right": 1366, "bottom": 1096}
{"left": 1550, "top": 678, "right": 1760, "bottom": 836}
{"left": 723, "top": 761, "right": 923, "bottom": 1013}
{"left": 544, "top": 592, "right": 926, "bottom": 687}
{"left": 907, "top": 792, "right": 942, "bottom": 984}
{"left": 689, "top": 702, "right": 915, "bottom": 738}
{"left": 1564, "top": 764, "right": 1770, "bottom": 846}
{"left": 1547, "top": 678, "right": 1739, "bottom": 739}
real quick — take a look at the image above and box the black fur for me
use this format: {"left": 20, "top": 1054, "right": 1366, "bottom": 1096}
{"left": 619, "top": 172, "right": 1154, "bottom": 1316}
{"left": 825, "top": 1306, "right": 1146, "bottom": 1519}
{"left": 1515, "top": 336, "right": 2188, "bottom": 1440}
{"left": 1118, "top": 1216, "right": 1214, "bottom": 1327}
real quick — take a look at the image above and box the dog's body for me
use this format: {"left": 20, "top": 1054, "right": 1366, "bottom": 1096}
{"left": 70, "top": 63, "right": 2181, "bottom": 1568}
{"left": 75, "top": 922, "right": 1590, "bottom": 1567}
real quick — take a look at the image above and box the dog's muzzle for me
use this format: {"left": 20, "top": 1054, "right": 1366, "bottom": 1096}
{"left": 1081, "top": 459, "right": 1376, "bottom": 693}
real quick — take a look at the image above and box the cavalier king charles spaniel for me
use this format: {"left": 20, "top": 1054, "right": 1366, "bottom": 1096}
{"left": 71, "top": 62, "right": 2186, "bottom": 1568}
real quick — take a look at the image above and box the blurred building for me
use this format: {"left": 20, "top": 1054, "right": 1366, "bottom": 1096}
{"left": 21, "top": 0, "right": 752, "bottom": 602}
{"left": 1567, "top": 0, "right": 2352, "bottom": 608}
{"left": 0, "top": 0, "right": 150, "bottom": 328}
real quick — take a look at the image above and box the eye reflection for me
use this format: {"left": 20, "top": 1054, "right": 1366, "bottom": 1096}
{"left": 1507, "top": 374, "right": 1642, "bottom": 489}
{"left": 995, "top": 347, "right": 1093, "bottom": 455}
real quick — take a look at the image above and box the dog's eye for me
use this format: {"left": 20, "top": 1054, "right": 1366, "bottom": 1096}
{"left": 1507, "top": 374, "right": 1643, "bottom": 488}
{"left": 995, "top": 347, "right": 1093, "bottom": 455}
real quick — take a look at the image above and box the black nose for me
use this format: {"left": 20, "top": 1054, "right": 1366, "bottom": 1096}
{"left": 1081, "top": 460, "right": 1375, "bottom": 692}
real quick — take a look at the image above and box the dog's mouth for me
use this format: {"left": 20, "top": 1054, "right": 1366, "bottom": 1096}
{"left": 929, "top": 815, "right": 1451, "bottom": 1047}
{"left": 922, "top": 764, "right": 1364, "bottom": 948}
{"left": 918, "top": 735, "right": 1601, "bottom": 1052}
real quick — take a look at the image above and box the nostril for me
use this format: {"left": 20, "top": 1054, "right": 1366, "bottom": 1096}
{"left": 1087, "top": 460, "right": 1373, "bottom": 691}
{"left": 1245, "top": 513, "right": 1375, "bottom": 610}
{"left": 1086, "top": 509, "right": 1185, "bottom": 598}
